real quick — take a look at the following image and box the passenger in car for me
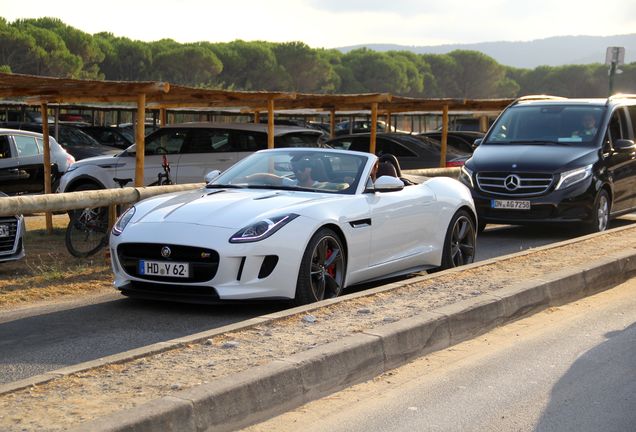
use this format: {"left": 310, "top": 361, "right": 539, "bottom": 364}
{"left": 573, "top": 114, "right": 598, "bottom": 137}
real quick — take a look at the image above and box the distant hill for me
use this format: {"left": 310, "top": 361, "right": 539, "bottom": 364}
{"left": 338, "top": 34, "right": 636, "bottom": 68}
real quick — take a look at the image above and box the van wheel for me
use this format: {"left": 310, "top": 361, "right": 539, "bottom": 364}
{"left": 586, "top": 190, "right": 610, "bottom": 233}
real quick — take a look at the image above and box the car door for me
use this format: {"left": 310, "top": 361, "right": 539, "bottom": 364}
{"left": 114, "top": 128, "right": 186, "bottom": 186}
{"left": 367, "top": 184, "right": 437, "bottom": 269}
{"left": 604, "top": 107, "right": 635, "bottom": 212}
{"left": 175, "top": 128, "right": 239, "bottom": 183}
{"left": 0, "top": 134, "right": 28, "bottom": 195}
{"left": 12, "top": 134, "right": 44, "bottom": 194}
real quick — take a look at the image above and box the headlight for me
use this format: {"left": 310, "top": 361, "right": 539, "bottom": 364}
{"left": 459, "top": 165, "right": 474, "bottom": 188}
{"left": 112, "top": 206, "right": 135, "bottom": 236}
{"left": 230, "top": 214, "right": 299, "bottom": 243}
{"left": 555, "top": 165, "right": 593, "bottom": 190}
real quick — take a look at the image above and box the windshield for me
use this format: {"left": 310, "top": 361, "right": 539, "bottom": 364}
{"left": 486, "top": 105, "right": 606, "bottom": 145}
{"left": 209, "top": 150, "right": 368, "bottom": 195}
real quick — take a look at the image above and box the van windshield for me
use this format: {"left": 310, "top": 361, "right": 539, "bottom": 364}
{"left": 485, "top": 105, "right": 606, "bottom": 146}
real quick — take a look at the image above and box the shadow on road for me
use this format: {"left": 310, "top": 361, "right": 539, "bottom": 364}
{"left": 535, "top": 322, "right": 636, "bottom": 432}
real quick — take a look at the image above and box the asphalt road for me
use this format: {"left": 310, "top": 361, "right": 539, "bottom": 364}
{"left": 244, "top": 277, "right": 636, "bottom": 432}
{"left": 1, "top": 215, "right": 634, "bottom": 385}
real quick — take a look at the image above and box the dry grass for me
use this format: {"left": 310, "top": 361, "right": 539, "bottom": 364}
{"left": 0, "top": 214, "right": 113, "bottom": 309}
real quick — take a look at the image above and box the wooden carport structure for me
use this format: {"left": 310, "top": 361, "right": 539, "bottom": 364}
{"left": 0, "top": 71, "right": 514, "bottom": 230}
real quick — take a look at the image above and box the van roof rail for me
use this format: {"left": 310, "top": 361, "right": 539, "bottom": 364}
{"left": 511, "top": 95, "right": 566, "bottom": 105}
{"left": 607, "top": 94, "right": 636, "bottom": 104}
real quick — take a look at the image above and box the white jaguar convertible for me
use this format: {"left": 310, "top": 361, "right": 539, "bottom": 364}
{"left": 109, "top": 148, "right": 477, "bottom": 304}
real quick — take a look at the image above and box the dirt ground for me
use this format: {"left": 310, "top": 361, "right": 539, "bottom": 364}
{"left": 0, "top": 214, "right": 113, "bottom": 310}
{"left": 0, "top": 220, "right": 635, "bottom": 431}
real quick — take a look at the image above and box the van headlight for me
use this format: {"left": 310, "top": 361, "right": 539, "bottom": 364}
{"left": 459, "top": 165, "right": 474, "bottom": 188}
{"left": 555, "top": 165, "right": 593, "bottom": 190}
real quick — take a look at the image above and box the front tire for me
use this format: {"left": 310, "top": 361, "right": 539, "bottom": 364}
{"left": 294, "top": 228, "right": 346, "bottom": 305}
{"left": 435, "top": 209, "right": 476, "bottom": 271}
{"left": 585, "top": 189, "right": 610, "bottom": 233}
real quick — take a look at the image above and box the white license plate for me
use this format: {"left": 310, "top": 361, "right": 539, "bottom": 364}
{"left": 491, "top": 199, "right": 531, "bottom": 210}
{"left": 0, "top": 225, "right": 9, "bottom": 238}
{"left": 138, "top": 260, "right": 190, "bottom": 278}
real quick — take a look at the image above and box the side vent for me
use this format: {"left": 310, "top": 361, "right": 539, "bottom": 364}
{"left": 258, "top": 255, "right": 279, "bottom": 279}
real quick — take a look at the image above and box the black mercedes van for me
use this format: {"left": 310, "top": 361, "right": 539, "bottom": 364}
{"left": 459, "top": 95, "right": 636, "bottom": 232}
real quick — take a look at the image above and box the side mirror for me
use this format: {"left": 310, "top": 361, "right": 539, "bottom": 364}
{"left": 614, "top": 139, "right": 636, "bottom": 152}
{"left": 472, "top": 138, "right": 483, "bottom": 150}
{"left": 204, "top": 170, "right": 221, "bottom": 183}
{"left": 374, "top": 175, "right": 404, "bottom": 192}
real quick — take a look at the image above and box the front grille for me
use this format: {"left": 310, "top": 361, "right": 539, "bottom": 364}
{"left": 117, "top": 243, "right": 219, "bottom": 283}
{"left": 477, "top": 172, "right": 554, "bottom": 196}
{"left": 121, "top": 280, "right": 220, "bottom": 303}
{"left": 0, "top": 217, "right": 19, "bottom": 255}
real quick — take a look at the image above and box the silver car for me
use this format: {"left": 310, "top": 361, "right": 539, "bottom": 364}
{"left": 0, "top": 191, "right": 25, "bottom": 262}
{"left": 0, "top": 128, "right": 75, "bottom": 195}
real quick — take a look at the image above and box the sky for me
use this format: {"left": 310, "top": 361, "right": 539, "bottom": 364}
{"left": 1, "top": 0, "right": 635, "bottom": 48}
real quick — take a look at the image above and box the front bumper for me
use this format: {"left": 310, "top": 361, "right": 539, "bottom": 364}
{"left": 109, "top": 221, "right": 308, "bottom": 303}
{"left": 471, "top": 179, "right": 596, "bottom": 225}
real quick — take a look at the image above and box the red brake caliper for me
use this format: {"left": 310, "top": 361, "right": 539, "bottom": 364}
{"left": 325, "top": 248, "right": 335, "bottom": 277}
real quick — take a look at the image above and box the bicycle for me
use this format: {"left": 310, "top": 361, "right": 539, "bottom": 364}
{"left": 65, "top": 151, "right": 173, "bottom": 258}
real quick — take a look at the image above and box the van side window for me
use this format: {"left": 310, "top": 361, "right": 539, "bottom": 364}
{"left": 13, "top": 135, "right": 39, "bottom": 157}
{"left": 607, "top": 108, "right": 629, "bottom": 145}
{"left": 627, "top": 106, "right": 636, "bottom": 139}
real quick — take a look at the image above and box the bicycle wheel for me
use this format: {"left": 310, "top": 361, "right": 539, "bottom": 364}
{"left": 65, "top": 207, "right": 109, "bottom": 257}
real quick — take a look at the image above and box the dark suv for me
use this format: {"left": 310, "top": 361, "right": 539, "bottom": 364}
{"left": 459, "top": 95, "right": 636, "bottom": 232}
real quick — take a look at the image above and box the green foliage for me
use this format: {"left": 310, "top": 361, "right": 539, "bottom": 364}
{"left": 1, "top": 17, "right": 635, "bottom": 98}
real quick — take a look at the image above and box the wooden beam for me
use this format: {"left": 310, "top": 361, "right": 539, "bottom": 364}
{"left": 330, "top": 109, "right": 336, "bottom": 139}
{"left": 134, "top": 94, "right": 146, "bottom": 187}
{"left": 40, "top": 103, "right": 52, "bottom": 234}
{"left": 267, "top": 98, "right": 274, "bottom": 149}
{"left": 370, "top": 103, "right": 378, "bottom": 154}
{"left": 440, "top": 105, "right": 449, "bottom": 168}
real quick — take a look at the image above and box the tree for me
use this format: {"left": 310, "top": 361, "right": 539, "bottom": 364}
{"left": 94, "top": 33, "right": 152, "bottom": 81}
{"left": 447, "top": 50, "right": 514, "bottom": 98}
{"left": 271, "top": 42, "right": 338, "bottom": 92}
{"left": 208, "top": 40, "right": 283, "bottom": 90}
{"left": 151, "top": 45, "right": 222, "bottom": 86}
{"left": 341, "top": 48, "right": 410, "bottom": 94}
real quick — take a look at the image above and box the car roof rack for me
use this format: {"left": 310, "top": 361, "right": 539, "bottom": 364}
{"left": 510, "top": 94, "right": 566, "bottom": 105}
{"left": 606, "top": 94, "right": 636, "bottom": 105}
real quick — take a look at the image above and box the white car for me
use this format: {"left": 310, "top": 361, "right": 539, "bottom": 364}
{"left": 58, "top": 122, "right": 325, "bottom": 193}
{"left": 0, "top": 191, "right": 25, "bottom": 262}
{"left": 109, "top": 148, "right": 477, "bottom": 304}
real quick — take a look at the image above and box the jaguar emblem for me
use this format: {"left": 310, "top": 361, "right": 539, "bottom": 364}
{"left": 161, "top": 246, "right": 172, "bottom": 258}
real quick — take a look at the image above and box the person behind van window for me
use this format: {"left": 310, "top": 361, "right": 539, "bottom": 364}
{"left": 573, "top": 114, "right": 598, "bottom": 137}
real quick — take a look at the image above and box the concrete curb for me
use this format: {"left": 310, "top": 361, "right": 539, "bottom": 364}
{"left": 66, "top": 235, "right": 636, "bottom": 431}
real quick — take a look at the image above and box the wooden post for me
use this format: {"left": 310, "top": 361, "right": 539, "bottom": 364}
{"left": 160, "top": 108, "right": 167, "bottom": 126}
{"left": 134, "top": 93, "right": 146, "bottom": 187}
{"left": 370, "top": 103, "right": 378, "bottom": 154}
{"left": 440, "top": 105, "right": 449, "bottom": 168}
{"left": 40, "top": 103, "right": 52, "bottom": 233}
{"left": 267, "top": 98, "right": 274, "bottom": 149}
{"left": 254, "top": 111, "right": 260, "bottom": 124}
{"left": 329, "top": 109, "right": 336, "bottom": 138}
{"left": 480, "top": 115, "right": 488, "bottom": 132}
{"left": 386, "top": 112, "right": 392, "bottom": 132}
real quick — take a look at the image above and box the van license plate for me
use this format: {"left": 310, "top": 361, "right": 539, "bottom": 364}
{"left": 138, "top": 260, "right": 189, "bottom": 278}
{"left": 491, "top": 199, "right": 531, "bottom": 210}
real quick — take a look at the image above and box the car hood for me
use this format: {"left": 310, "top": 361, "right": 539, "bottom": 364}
{"left": 470, "top": 144, "right": 598, "bottom": 172}
{"left": 132, "top": 188, "right": 340, "bottom": 229}
{"left": 69, "top": 152, "right": 123, "bottom": 168}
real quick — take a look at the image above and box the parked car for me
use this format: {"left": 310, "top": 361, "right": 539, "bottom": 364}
{"left": 109, "top": 147, "right": 476, "bottom": 304}
{"left": 458, "top": 95, "right": 636, "bottom": 232}
{"left": 59, "top": 122, "right": 326, "bottom": 193}
{"left": 0, "top": 122, "right": 120, "bottom": 161}
{"left": 334, "top": 120, "right": 394, "bottom": 136}
{"left": 78, "top": 126, "right": 135, "bottom": 149}
{"left": 325, "top": 132, "right": 470, "bottom": 169}
{"left": 0, "top": 191, "right": 25, "bottom": 263}
{"left": 0, "top": 128, "right": 75, "bottom": 195}
{"left": 417, "top": 131, "right": 485, "bottom": 153}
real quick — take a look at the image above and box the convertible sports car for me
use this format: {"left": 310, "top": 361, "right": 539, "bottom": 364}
{"left": 109, "top": 148, "right": 477, "bottom": 304}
